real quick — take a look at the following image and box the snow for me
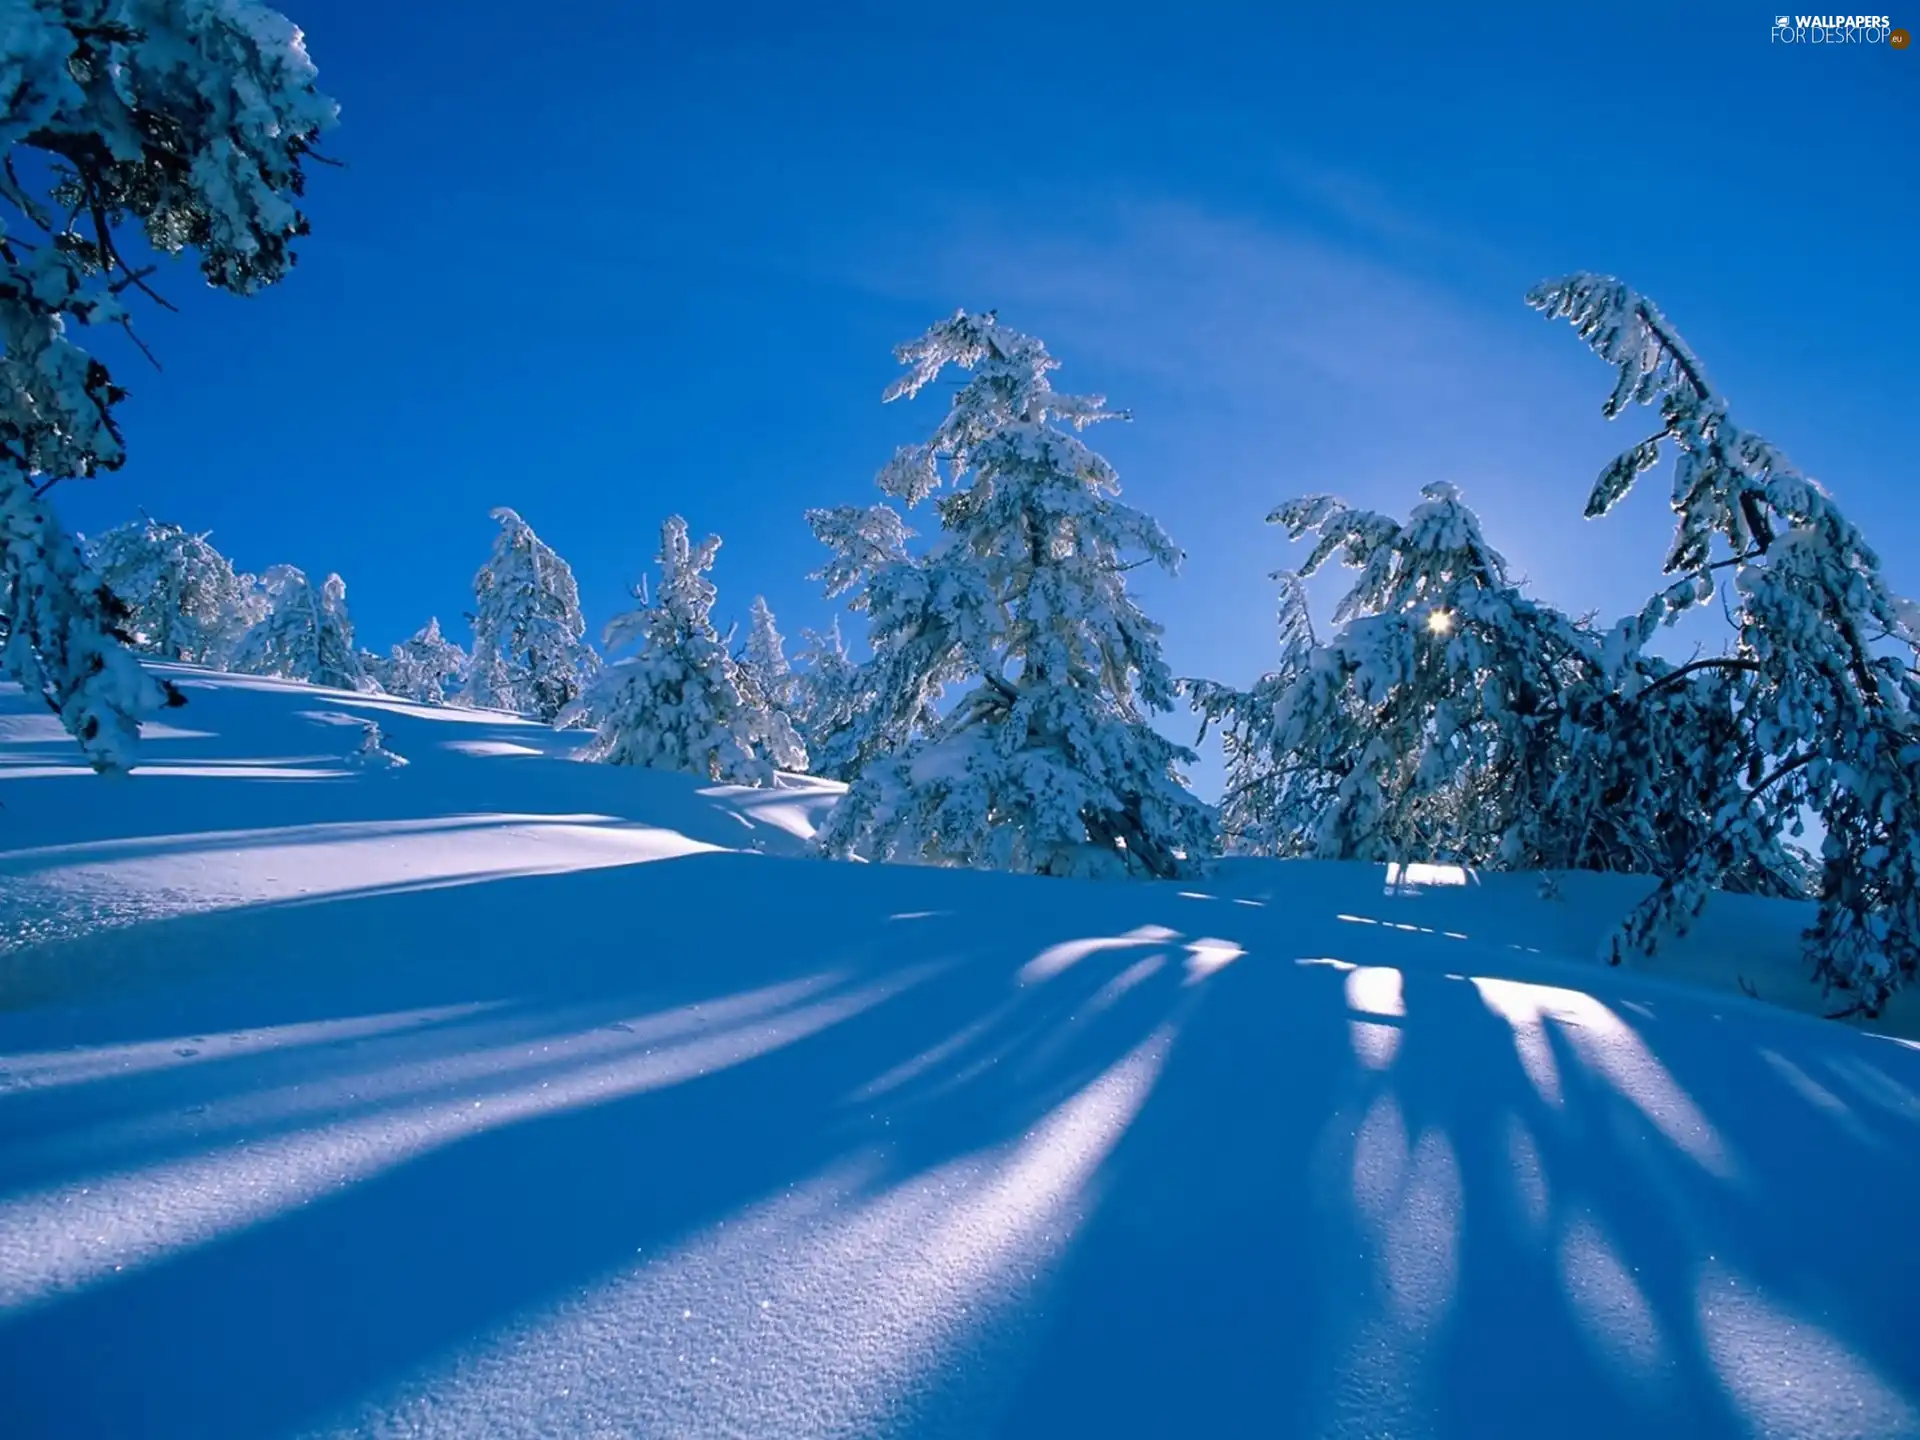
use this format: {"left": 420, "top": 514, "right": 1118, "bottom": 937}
{"left": 2, "top": 669, "right": 1919, "bottom": 1437}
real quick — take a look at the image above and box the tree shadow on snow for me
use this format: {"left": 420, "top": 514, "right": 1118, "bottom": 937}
{"left": 0, "top": 854, "right": 1916, "bottom": 1437}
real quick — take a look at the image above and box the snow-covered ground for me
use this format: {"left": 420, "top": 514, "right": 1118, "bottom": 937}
{"left": 2, "top": 668, "right": 1917, "bottom": 1438}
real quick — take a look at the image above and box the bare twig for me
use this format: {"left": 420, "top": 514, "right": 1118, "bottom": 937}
{"left": 115, "top": 314, "right": 162, "bottom": 370}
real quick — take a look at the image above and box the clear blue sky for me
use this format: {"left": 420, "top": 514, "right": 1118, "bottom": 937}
{"left": 58, "top": 1, "right": 1918, "bottom": 793}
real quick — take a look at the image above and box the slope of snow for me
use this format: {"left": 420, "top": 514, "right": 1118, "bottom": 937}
{"left": 1, "top": 670, "right": 1917, "bottom": 1438}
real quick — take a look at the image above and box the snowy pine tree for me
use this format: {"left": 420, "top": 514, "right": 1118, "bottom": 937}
{"left": 0, "top": 0, "right": 336, "bottom": 769}
{"left": 86, "top": 516, "right": 259, "bottom": 666}
{"left": 381, "top": 617, "right": 468, "bottom": 705}
{"left": 811, "top": 312, "right": 1214, "bottom": 879}
{"left": 791, "top": 618, "right": 870, "bottom": 781}
{"left": 1189, "top": 483, "right": 1808, "bottom": 897}
{"left": 735, "top": 594, "right": 806, "bottom": 771}
{"left": 230, "top": 565, "right": 367, "bottom": 690}
{"left": 740, "top": 596, "right": 794, "bottom": 708}
{"left": 1191, "top": 485, "right": 1601, "bottom": 865}
{"left": 574, "top": 516, "right": 801, "bottom": 782}
{"left": 1535, "top": 273, "right": 1920, "bottom": 1012}
{"left": 465, "top": 507, "right": 597, "bottom": 722}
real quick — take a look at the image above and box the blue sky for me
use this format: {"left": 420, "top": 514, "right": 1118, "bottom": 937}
{"left": 58, "top": 0, "right": 1919, "bottom": 793}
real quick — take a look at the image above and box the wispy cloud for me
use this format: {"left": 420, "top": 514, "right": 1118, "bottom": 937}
{"left": 831, "top": 197, "right": 1520, "bottom": 424}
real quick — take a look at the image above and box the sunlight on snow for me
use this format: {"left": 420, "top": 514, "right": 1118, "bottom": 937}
{"left": 1019, "top": 925, "right": 1180, "bottom": 984}
{"left": 1348, "top": 1024, "right": 1401, "bottom": 1070}
{"left": 1470, "top": 977, "right": 1732, "bottom": 1177}
{"left": 1759, "top": 1049, "right": 1886, "bottom": 1151}
{"left": 0, "top": 714, "right": 216, "bottom": 746}
{"left": 1345, "top": 967, "right": 1404, "bottom": 1017}
{"left": 1181, "top": 938, "right": 1243, "bottom": 985}
{"left": 1092, "top": 953, "right": 1167, "bottom": 1009}
{"left": 848, "top": 1000, "right": 1019, "bottom": 1104}
{"left": 0, "top": 762, "right": 354, "bottom": 781}
{"left": 1343, "top": 967, "right": 1405, "bottom": 1069}
{"left": 29, "top": 978, "right": 860, "bottom": 1175}
{"left": 1557, "top": 1214, "right": 1665, "bottom": 1380}
{"left": 0, "top": 970, "right": 930, "bottom": 1313}
{"left": 314, "top": 1027, "right": 1176, "bottom": 1438}
{"left": 1351, "top": 1092, "right": 1410, "bottom": 1227}
{"left": 1818, "top": 1054, "right": 1920, "bottom": 1124}
{"left": 1695, "top": 1262, "right": 1919, "bottom": 1439}
{"left": 0, "top": 1002, "right": 503, "bottom": 1093}
{"left": 1348, "top": 1092, "right": 1461, "bottom": 1331}
{"left": 1504, "top": 1115, "right": 1550, "bottom": 1235}
{"left": 1382, "top": 861, "right": 1471, "bottom": 893}
{"left": 1381, "top": 1129, "right": 1462, "bottom": 1329}
{"left": 1315, "top": 1090, "right": 1466, "bottom": 1434}
{"left": 1336, "top": 911, "right": 1450, "bottom": 938}
{"left": 0, "top": 813, "right": 725, "bottom": 936}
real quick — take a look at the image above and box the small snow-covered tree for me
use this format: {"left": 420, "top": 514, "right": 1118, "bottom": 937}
{"left": 740, "top": 596, "right": 793, "bottom": 708}
{"left": 381, "top": 617, "right": 468, "bottom": 705}
{"left": 86, "top": 516, "right": 258, "bottom": 665}
{"left": 735, "top": 593, "right": 807, "bottom": 770}
{"left": 230, "top": 565, "right": 367, "bottom": 690}
{"left": 1535, "top": 273, "right": 1920, "bottom": 1012}
{"left": 575, "top": 516, "right": 803, "bottom": 782}
{"left": 791, "top": 617, "right": 869, "bottom": 781}
{"left": 811, "top": 312, "right": 1215, "bottom": 879}
{"left": 0, "top": 0, "right": 336, "bottom": 768}
{"left": 466, "top": 507, "right": 597, "bottom": 722}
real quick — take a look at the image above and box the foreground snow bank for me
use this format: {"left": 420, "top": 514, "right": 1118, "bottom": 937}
{"left": 1, "top": 670, "right": 1918, "bottom": 1438}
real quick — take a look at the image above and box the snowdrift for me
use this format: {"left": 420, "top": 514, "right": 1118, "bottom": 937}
{"left": 1, "top": 669, "right": 1918, "bottom": 1438}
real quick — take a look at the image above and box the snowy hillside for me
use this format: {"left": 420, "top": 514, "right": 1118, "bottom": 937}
{"left": 2, "top": 670, "right": 1919, "bottom": 1438}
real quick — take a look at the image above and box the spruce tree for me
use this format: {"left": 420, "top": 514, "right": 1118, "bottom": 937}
{"left": 86, "top": 516, "right": 259, "bottom": 666}
{"left": 576, "top": 517, "right": 802, "bottom": 782}
{"left": 811, "top": 312, "right": 1214, "bottom": 879}
{"left": 230, "top": 565, "right": 367, "bottom": 690}
{"left": 1189, "top": 484, "right": 1807, "bottom": 898}
{"left": 382, "top": 617, "right": 469, "bottom": 705}
{"left": 1534, "top": 273, "right": 1920, "bottom": 1011}
{"left": 791, "top": 618, "right": 869, "bottom": 781}
{"left": 466, "top": 507, "right": 597, "bottom": 722}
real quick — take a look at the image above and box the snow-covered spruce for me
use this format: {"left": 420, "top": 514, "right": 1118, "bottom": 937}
{"left": 379, "top": 617, "right": 469, "bottom": 706}
{"left": 571, "top": 516, "right": 804, "bottom": 783}
{"left": 811, "top": 312, "right": 1215, "bottom": 880}
{"left": 85, "top": 516, "right": 261, "bottom": 666}
{"left": 464, "top": 508, "right": 598, "bottom": 723}
{"left": 1188, "top": 484, "right": 1807, "bottom": 904}
{"left": 739, "top": 596, "right": 793, "bottom": 706}
{"left": 0, "top": 0, "right": 336, "bottom": 770}
{"left": 1534, "top": 273, "right": 1920, "bottom": 1012}
{"left": 230, "top": 565, "right": 369, "bottom": 691}
{"left": 790, "top": 617, "right": 871, "bottom": 782}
